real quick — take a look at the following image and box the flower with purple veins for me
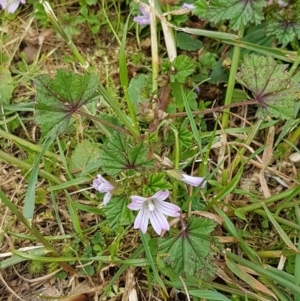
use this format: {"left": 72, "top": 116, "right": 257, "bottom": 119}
{"left": 0, "top": 0, "right": 26, "bottom": 13}
{"left": 182, "top": 3, "right": 195, "bottom": 10}
{"left": 128, "top": 190, "right": 180, "bottom": 235}
{"left": 93, "top": 175, "right": 115, "bottom": 205}
{"left": 181, "top": 174, "right": 206, "bottom": 188}
{"left": 133, "top": 6, "right": 151, "bottom": 25}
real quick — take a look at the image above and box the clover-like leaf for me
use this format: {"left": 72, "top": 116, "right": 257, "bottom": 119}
{"left": 99, "top": 132, "right": 154, "bottom": 176}
{"left": 158, "top": 216, "right": 218, "bottom": 281}
{"left": 236, "top": 54, "right": 299, "bottom": 120}
{"left": 171, "top": 55, "right": 195, "bottom": 84}
{"left": 35, "top": 70, "right": 100, "bottom": 139}
{"left": 204, "top": 0, "right": 266, "bottom": 31}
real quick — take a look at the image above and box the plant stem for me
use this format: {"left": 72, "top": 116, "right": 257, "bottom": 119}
{"left": 150, "top": 0, "right": 159, "bottom": 96}
{"left": 42, "top": 1, "right": 88, "bottom": 68}
{"left": 0, "top": 150, "right": 61, "bottom": 184}
{"left": 119, "top": 16, "right": 140, "bottom": 133}
{"left": 236, "top": 185, "right": 300, "bottom": 214}
{"left": 221, "top": 27, "right": 244, "bottom": 129}
{"left": 230, "top": 118, "right": 263, "bottom": 173}
{"left": 97, "top": 83, "right": 140, "bottom": 140}
{"left": 0, "top": 128, "right": 61, "bottom": 161}
{"left": 0, "top": 189, "right": 76, "bottom": 275}
{"left": 294, "top": 205, "right": 300, "bottom": 301}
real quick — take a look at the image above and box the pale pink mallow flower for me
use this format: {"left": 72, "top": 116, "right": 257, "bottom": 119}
{"left": 93, "top": 175, "right": 115, "bottom": 205}
{"left": 128, "top": 190, "right": 180, "bottom": 235}
{"left": 181, "top": 174, "right": 206, "bottom": 188}
{"left": 133, "top": 6, "right": 150, "bottom": 25}
{"left": 0, "top": 0, "right": 26, "bottom": 13}
{"left": 182, "top": 3, "right": 195, "bottom": 10}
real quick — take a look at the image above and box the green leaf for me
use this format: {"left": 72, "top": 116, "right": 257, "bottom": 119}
{"left": 189, "top": 290, "right": 231, "bottom": 301}
{"left": 103, "top": 196, "right": 132, "bottom": 230}
{"left": 158, "top": 216, "right": 217, "bottom": 281}
{"left": 176, "top": 33, "right": 203, "bottom": 51}
{"left": 171, "top": 83, "right": 197, "bottom": 111}
{"left": 68, "top": 140, "right": 101, "bottom": 176}
{"left": 178, "top": 120, "right": 193, "bottom": 148}
{"left": 194, "top": 0, "right": 208, "bottom": 17}
{"left": 236, "top": 54, "right": 299, "bottom": 120}
{"left": 204, "top": 0, "right": 266, "bottom": 31}
{"left": 128, "top": 74, "right": 151, "bottom": 112}
{"left": 198, "top": 52, "right": 217, "bottom": 69}
{"left": 86, "top": 0, "right": 98, "bottom": 5}
{"left": 35, "top": 70, "right": 100, "bottom": 139}
{"left": 142, "top": 173, "right": 172, "bottom": 195}
{"left": 266, "top": 18, "right": 300, "bottom": 47}
{"left": 171, "top": 55, "right": 195, "bottom": 84}
{"left": 98, "top": 132, "right": 154, "bottom": 176}
{"left": 0, "top": 66, "right": 14, "bottom": 105}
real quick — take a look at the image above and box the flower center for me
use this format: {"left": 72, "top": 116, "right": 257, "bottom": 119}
{"left": 146, "top": 199, "right": 155, "bottom": 211}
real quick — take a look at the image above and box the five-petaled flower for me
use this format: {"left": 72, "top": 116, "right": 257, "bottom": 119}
{"left": 128, "top": 190, "right": 180, "bottom": 235}
{"left": 93, "top": 175, "right": 115, "bottom": 206}
{"left": 181, "top": 174, "right": 206, "bottom": 188}
{"left": 0, "top": 0, "right": 26, "bottom": 13}
{"left": 133, "top": 6, "right": 150, "bottom": 25}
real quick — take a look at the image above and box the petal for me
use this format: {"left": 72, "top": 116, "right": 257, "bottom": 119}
{"left": 0, "top": 0, "right": 8, "bottom": 9}
{"left": 7, "top": 0, "right": 19, "bottom": 13}
{"left": 93, "top": 175, "right": 114, "bottom": 193}
{"left": 152, "top": 190, "right": 170, "bottom": 202}
{"left": 133, "top": 209, "right": 149, "bottom": 233}
{"left": 182, "top": 174, "right": 206, "bottom": 187}
{"left": 149, "top": 210, "right": 169, "bottom": 235}
{"left": 182, "top": 3, "right": 195, "bottom": 9}
{"left": 155, "top": 200, "right": 181, "bottom": 217}
{"left": 99, "top": 183, "right": 114, "bottom": 193}
{"left": 128, "top": 195, "right": 147, "bottom": 210}
{"left": 140, "top": 6, "right": 149, "bottom": 17}
{"left": 103, "top": 192, "right": 112, "bottom": 206}
{"left": 133, "top": 15, "right": 150, "bottom": 25}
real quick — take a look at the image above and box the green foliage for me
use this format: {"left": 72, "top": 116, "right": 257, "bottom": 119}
{"left": 170, "top": 55, "right": 195, "bottom": 83}
{"left": 35, "top": 70, "right": 100, "bottom": 139}
{"left": 103, "top": 196, "right": 132, "bottom": 231}
{"left": 193, "top": 0, "right": 208, "bottom": 17}
{"left": 189, "top": 290, "right": 231, "bottom": 301}
{"left": 28, "top": 260, "right": 44, "bottom": 276}
{"left": 69, "top": 139, "right": 101, "bottom": 176}
{"left": 98, "top": 132, "right": 154, "bottom": 176}
{"left": 0, "top": 66, "right": 14, "bottom": 105}
{"left": 176, "top": 33, "right": 203, "bottom": 51}
{"left": 266, "top": 16, "right": 300, "bottom": 47}
{"left": 77, "top": 5, "right": 101, "bottom": 34}
{"left": 142, "top": 173, "right": 172, "bottom": 195}
{"left": 236, "top": 54, "right": 299, "bottom": 120}
{"left": 178, "top": 127, "right": 193, "bottom": 148}
{"left": 204, "top": 0, "right": 266, "bottom": 31}
{"left": 128, "top": 74, "right": 151, "bottom": 112}
{"left": 158, "top": 216, "right": 217, "bottom": 281}
{"left": 171, "top": 82, "right": 197, "bottom": 111}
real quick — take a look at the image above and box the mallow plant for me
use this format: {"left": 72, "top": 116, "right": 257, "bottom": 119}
{"left": 4, "top": 0, "right": 300, "bottom": 299}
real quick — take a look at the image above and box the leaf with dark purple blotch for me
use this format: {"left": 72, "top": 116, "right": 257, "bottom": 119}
{"left": 35, "top": 70, "right": 100, "bottom": 139}
{"left": 236, "top": 54, "right": 299, "bottom": 120}
{"left": 158, "top": 216, "right": 218, "bottom": 281}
